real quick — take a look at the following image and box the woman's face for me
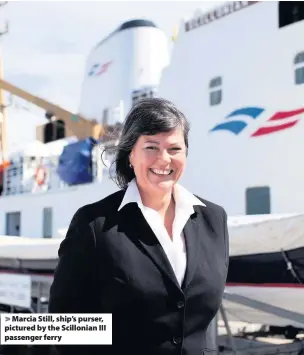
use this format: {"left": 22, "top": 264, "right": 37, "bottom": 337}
{"left": 129, "top": 128, "right": 187, "bottom": 195}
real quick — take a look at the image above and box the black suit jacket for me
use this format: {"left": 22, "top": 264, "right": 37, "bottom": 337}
{"left": 49, "top": 189, "right": 229, "bottom": 355}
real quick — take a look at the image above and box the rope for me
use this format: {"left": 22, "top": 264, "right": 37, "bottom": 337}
{"left": 280, "top": 248, "right": 303, "bottom": 284}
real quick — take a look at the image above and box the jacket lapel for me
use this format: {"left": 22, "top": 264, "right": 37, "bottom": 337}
{"left": 119, "top": 204, "right": 180, "bottom": 289}
{"left": 182, "top": 208, "right": 203, "bottom": 291}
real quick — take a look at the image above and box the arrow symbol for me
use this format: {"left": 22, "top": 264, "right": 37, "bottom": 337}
{"left": 5, "top": 317, "right": 10, "bottom": 321}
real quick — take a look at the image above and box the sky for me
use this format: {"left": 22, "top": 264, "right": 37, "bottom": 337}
{"left": 0, "top": 0, "right": 222, "bottom": 154}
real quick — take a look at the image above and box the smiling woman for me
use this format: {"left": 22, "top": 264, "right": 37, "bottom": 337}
{"left": 112, "top": 98, "right": 189, "bottom": 188}
{"left": 129, "top": 129, "right": 186, "bottom": 208}
{"left": 49, "top": 97, "right": 229, "bottom": 355}
{"left": 113, "top": 98, "right": 189, "bottom": 214}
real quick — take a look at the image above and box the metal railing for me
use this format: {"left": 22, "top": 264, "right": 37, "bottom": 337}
{"left": 1, "top": 145, "right": 114, "bottom": 197}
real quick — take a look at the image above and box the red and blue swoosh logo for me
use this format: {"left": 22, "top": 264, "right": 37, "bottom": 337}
{"left": 88, "top": 61, "right": 112, "bottom": 77}
{"left": 209, "top": 106, "right": 304, "bottom": 137}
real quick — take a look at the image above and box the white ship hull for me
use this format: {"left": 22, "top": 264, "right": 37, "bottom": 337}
{"left": 1, "top": 1, "right": 304, "bottom": 333}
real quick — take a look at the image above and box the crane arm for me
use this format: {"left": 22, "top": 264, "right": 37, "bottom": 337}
{"left": 0, "top": 78, "right": 105, "bottom": 154}
{"left": 0, "top": 78, "right": 103, "bottom": 128}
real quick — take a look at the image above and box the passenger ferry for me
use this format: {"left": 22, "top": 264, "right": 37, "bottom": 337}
{"left": 1, "top": 1, "right": 304, "bottom": 332}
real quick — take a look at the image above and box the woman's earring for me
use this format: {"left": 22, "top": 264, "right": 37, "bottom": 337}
{"left": 129, "top": 163, "right": 133, "bottom": 168}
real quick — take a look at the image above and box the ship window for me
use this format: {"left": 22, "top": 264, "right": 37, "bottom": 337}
{"left": 44, "top": 120, "right": 66, "bottom": 143}
{"left": 102, "top": 108, "right": 109, "bottom": 125}
{"left": 279, "top": 2, "right": 304, "bottom": 28}
{"left": 131, "top": 87, "right": 156, "bottom": 106}
{"left": 43, "top": 207, "right": 52, "bottom": 238}
{"left": 294, "top": 51, "right": 304, "bottom": 84}
{"left": 5, "top": 212, "right": 21, "bottom": 236}
{"left": 246, "top": 186, "right": 271, "bottom": 215}
{"left": 209, "top": 76, "right": 222, "bottom": 106}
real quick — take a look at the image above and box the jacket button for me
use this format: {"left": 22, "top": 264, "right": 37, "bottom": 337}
{"left": 177, "top": 300, "right": 184, "bottom": 309}
{"left": 172, "top": 336, "right": 182, "bottom": 345}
